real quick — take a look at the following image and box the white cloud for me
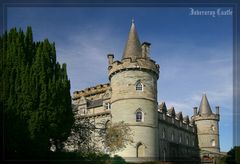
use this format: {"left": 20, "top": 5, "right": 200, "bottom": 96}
{"left": 55, "top": 24, "right": 125, "bottom": 94}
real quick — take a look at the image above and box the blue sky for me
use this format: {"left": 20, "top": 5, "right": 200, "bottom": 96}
{"left": 7, "top": 6, "right": 233, "bottom": 152}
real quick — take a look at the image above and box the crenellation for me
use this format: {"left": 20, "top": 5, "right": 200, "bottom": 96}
{"left": 65, "top": 21, "right": 223, "bottom": 163}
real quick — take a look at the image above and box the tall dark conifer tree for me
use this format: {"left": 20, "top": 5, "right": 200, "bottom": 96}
{"left": 1, "top": 27, "right": 74, "bottom": 158}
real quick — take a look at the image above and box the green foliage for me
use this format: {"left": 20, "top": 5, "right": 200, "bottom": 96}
{"left": 1, "top": 27, "right": 74, "bottom": 158}
{"left": 225, "top": 146, "right": 240, "bottom": 164}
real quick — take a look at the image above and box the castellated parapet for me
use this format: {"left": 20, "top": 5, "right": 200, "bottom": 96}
{"left": 108, "top": 56, "right": 160, "bottom": 81}
{"left": 72, "top": 83, "right": 110, "bottom": 100}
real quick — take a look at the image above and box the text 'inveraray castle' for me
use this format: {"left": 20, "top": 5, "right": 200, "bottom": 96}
{"left": 65, "top": 21, "right": 223, "bottom": 163}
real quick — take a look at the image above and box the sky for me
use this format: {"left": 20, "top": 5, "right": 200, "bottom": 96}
{"left": 7, "top": 6, "right": 233, "bottom": 152}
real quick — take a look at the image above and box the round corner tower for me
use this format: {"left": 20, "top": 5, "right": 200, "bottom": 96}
{"left": 192, "top": 94, "right": 220, "bottom": 154}
{"left": 107, "top": 21, "right": 160, "bottom": 161}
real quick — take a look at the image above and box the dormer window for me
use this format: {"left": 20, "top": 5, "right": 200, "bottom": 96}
{"left": 136, "top": 80, "right": 143, "bottom": 91}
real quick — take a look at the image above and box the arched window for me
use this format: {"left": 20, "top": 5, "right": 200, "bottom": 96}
{"left": 136, "top": 111, "right": 143, "bottom": 122}
{"left": 211, "top": 139, "right": 216, "bottom": 147}
{"left": 136, "top": 80, "right": 143, "bottom": 91}
{"left": 136, "top": 143, "right": 145, "bottom": 158}
{"left": 211, "top": 125, "right": 215, "bottom": 131}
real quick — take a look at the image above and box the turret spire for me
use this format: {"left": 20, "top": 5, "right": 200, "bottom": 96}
{"left": 198, "top": 94, "right": 213, "bottom": 116}
{"left": 122, "top": 20, "right": 142, "bottom": 61}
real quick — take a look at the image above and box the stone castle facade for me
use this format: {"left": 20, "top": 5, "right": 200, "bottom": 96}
{"left": 67, "top": 21, "right": 222, "bottom": 163}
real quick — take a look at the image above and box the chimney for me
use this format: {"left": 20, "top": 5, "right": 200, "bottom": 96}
{"left": 141, "top": 42, "right": 151, "bottom": 58}
{"left": 107, "top": 54, "right": 114, "bottom": 65}
{"left": 193, "top": 107, "right": 198, "bottom": 116}
{"left": 215, "top": 106, "right": 220, "bottom": 115}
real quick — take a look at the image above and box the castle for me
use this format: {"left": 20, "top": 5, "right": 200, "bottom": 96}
{"left": 66, "top": 21, "right": 223, "bottom": 163}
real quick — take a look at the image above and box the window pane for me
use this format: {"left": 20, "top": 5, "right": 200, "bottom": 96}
{"left": 136, "top": 112, "right": 142, "bottom": 122}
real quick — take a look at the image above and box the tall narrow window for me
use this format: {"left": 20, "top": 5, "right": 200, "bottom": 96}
{"left": 136, "top": 111, "right": 143, "bottom": 122}
{"left": 171, "top": 132, "right": 174, "bottom": 141}
{"left": 186, "top": 136, "right": 189, "bottom": 145}
{"left": 163, "top": 149, "right": 166, "bottom": 162}
{"left": 136, "top": 80, "right": 143, "bottom": 91}
{"left": 179, "top": 134, "right": 182, "bottom": 143}
{"left": 180, "top": 121, "right": 182, "bottom": 127}
{"left": 211, "top": 139, "right": 216, "bottom": 147}
{"left": 163, "top": 128, "right": 166, "bottom": 139}
{"left": 211, "top": 125, "right": 215, "bottom": 131}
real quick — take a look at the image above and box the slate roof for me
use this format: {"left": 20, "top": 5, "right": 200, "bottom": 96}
{"left": 198, "top": 94, "right": 212, "bottom": 116}
{"left": 87, "top": 99, "right": 103, "bottom": 108}
{"left": 159, "top": 102, "right": 167, "bottom": 113}
{"left": 183, "top": 115, "right": 190, "bottom": 123}
{"left": 167, "top": 107, "right": 175, "bottom": 116}
{"left": 176, "top": 112, "right": 183, "bottom": 120}
{"left": 122, "top": 21, "right": 142, "bottom": 61}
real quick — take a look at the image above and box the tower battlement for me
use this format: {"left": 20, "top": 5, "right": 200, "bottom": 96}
{"left": 108, "top": 57, "right": 159, "bottom": 80}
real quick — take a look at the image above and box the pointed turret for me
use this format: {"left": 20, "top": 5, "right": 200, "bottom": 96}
{"left": 198, "top": 94, "right": 212, "bottom": 116}
{"left": 122, "top": 20, "right": 142, "bottom": 61}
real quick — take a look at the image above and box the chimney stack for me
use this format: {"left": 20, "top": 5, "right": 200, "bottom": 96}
{"left": 215, "top": 106, "right": 220, "bottom": 115}
{"left": 193, "top": 107, "right": 198, "bottom": 116}
{"left": 141, "top": 42, "right": 151, "bottom": 58}
{"left": 107, "top": 54, "right": 114, "bottom": 65}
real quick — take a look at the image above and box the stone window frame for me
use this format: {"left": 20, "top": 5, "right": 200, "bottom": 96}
{"left": 78, "top": 107, "right": 86, "bottom": 116}
{"left": 171, "top": 131, "right": 174, "bottom": 141}
{"left": 211, "top": 139, "right": 216, "bottom": 147}
{"left": 211, "top": 125, "right": 216, "bottom": 131}
{"left": 179, "top": 134, "right": 182, "bottom": 143}
{"left": 186, "top": 136, "right": 189, "bottom": 145}
{"left": 135, "top": 108, "right": 144, "bottom": 122}
{"left": 179, "top": 121, "right": 182, "bottom": 127}
{"left": 162, "top": 128, "right": 166, "bottom": 139}
{"left": 135, "top": 80, "right": 144, "bottom": 91}
{"left": 104, "top": 102, "right": 111, "bottom": 110}
{"left": 163, "top": 113, "right": 166, "bottom": 120}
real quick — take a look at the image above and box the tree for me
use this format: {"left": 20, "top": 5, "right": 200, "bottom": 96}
{"left": 103, "top": 121, "right": 134, "bottom": 154}
{"left": 225, "top": 146, "right": 240, "bottom": 164}
{"left": 64, "top": 114, "right": 133, "bottom": 155}
{"left": 1, "top": 27, "right": 74, "bottom": 158}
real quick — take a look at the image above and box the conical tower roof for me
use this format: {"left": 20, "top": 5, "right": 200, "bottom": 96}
{"left": 122, "top": 20, "right": 142, "bottom": 61}
{"left": 198, "top": 94, "right": 212, "bottom": 116}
